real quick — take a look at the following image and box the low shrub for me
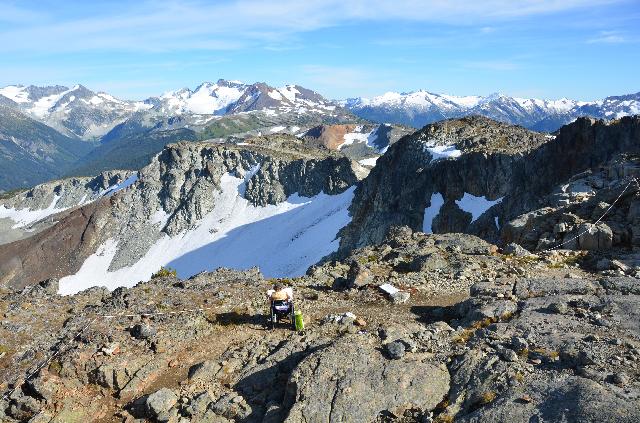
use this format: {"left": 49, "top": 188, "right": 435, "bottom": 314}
{"left": 151, "top": 266, "right": 177, "bottom": 279}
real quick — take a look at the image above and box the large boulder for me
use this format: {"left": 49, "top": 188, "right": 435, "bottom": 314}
{"left": 345, "top": 260, "right": 373, "bottom": 289}
{"left": 145, "top": 388, "right": 178, "bottom": 419}
{"left": 284, "top": 335, "right": 449, "bottom": 422}
{"left": 458, "top": 377, "right": 640, "bottom": 423}
{"left": 578, "top": 223, "right": 613, "bottom": 250}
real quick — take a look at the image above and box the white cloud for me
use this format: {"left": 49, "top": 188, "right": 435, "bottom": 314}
{"left": 0, "top": 0, "right": 623, "bottom": 53}
{"left": 587, "top": 30, "right": 628, "bottom": 44}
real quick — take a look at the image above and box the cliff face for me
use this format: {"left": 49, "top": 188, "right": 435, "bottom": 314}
{"left": 0, "top": 137, "right": 364, "bottom": 290}
{"left": 338, "top": 116, "right": 640, "bottom": 254}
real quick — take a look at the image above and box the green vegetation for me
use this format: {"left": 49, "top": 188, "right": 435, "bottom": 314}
{"left": 198, "top": 114, "right": 265, "bottom": 140}
{"left": 151, "top": 266, "right": 177, "bottom": 279}
{"left": 0, "top": 106, "right": 94, "bottom": 191}
{"left": 480, "top": 391, "right": 497, "bottom": 405}
{"left": 49, "top": 360, "right": 63, "bottom": 375}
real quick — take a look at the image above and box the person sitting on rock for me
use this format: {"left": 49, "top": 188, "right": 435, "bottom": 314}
{"left": 267, "top": 282, "right": 293, "bottom": 303}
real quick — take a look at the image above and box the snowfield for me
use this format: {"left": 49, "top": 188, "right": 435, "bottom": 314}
{"left": 358, "top": 157, "right": 379, "bottom": 167}
{"left": 58, "top": 173, "right": 355, "bottom": 295}
{"left": 456, "top": 193, "right": 503, "bottom": 222}
{"left": 0, "top": 174, "right": 139, "bottom": 229}
{"left": 0, "top": 195, "right": 66, "bottom": 229}
{"left": 421, "top": 192, "right": 502, "bottom": 233}
{"left": 425, "top": 144, "right": 462, "bottom": 160}
{"left": 422, "top": 192, "right": 445, "bottom": 233}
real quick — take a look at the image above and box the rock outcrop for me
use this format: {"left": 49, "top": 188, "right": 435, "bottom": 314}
{"left": 338, "top": 115, "right": 640, "bottom": 254}
{"left": 1, "top": 232, "right": 638, "bottom": 422}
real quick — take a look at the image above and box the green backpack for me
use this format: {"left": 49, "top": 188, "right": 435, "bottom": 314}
{"left": 294, "top": 310, "right": 305, "bottom": 332}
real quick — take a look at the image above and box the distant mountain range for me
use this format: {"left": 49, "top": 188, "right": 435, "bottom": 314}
{"left": 0, "top": 79, "right": 639, "bottom": 192}
{"left": 0, "top": 80, "right": 357, "bottom": 191}
{"left": 341, "top": 90, "right": 640, "bottom": 131}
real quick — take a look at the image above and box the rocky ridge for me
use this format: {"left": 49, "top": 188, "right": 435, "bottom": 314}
{"left": 338, "top": 115, "right": 640, "bottom": 255}
{"left": 0, "top": 228, "right": 638, "bottom": 422}
{"left": 0, "top": 136, "right": 365, "bottom": 291}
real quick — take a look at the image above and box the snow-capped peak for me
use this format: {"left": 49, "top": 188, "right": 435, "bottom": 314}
{"left": 159, "top": 81, "right": 247, "bottom": 115}
{"left": 343, "top": 89, "right": 640, "bottom": 131}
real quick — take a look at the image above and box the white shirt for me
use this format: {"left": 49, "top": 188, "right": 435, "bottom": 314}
{"left": 267, "top": 287, "right": 293, "bottom": 300}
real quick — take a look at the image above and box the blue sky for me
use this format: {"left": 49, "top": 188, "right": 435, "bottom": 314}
{"left": 0, "top": 0, "right": 639, "bottom": 100}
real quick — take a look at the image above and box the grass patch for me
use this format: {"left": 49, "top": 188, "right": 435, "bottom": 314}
{"left": 452, "top": 329, "right": 474, "bottom": 344}
{"left": 49, "top": 360, "right": 63, "bottom": 375}
{"left": 546, "top": 253, "right": 585, "bottom": 269}
{"left": 151, "top": 266, "right": 177, "bottom": 279}
{"left": 480, "top": 391, "right": 497, "bottom": 405}
{"left": 471, "top": 317, "right": 496, "bottom": 330}
{"left": 434, "top": 415, "right": 454, "bottom": 423}
{"left": 530, "top": 347, "right": 559, "bottom": 360}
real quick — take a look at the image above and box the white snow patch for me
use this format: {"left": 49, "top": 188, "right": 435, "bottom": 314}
{"left": 358, "top": 157, "right": 379, "bottom": 166}
{"left": 339, "top": 125, "right": 379, "bottom": 151}
{"left": 99, "top": 174, "right": 139, "bottom": 197}
{"left": 186, "top": 84, "right": 243, "bottom": 114}
{"left": 425, "top": 145, "right": 462, "bottom": 160}
{"left": 268, "top": 90, "right": 283, "bottom": 101}
{"left": 59, "top": 173, "right": 355, "bottom": 295}
{"left": 0, "top": 86, "right": 29, "bottom": 103}
{"left": 0, "top": 195, "right": 65, "bottom": 228}
{"left": 456, "top": 193, "right": 503, "bottom": 222}
{"left": 270, "top": 126, "right": 286, "bottom": 133}
{"left": 29, "top": 87, "right": 76, "bottom": 117}
{"left": 279, "top": 85, "right": 300, "bottom": 102}
{"left": 379, "top": 283, "right": 399, "bottom": 295}
{"left": 422, "top": 193, "right": 444, "bottom": 233}
{"left": 87, "top": 95, "right": 104, "bottom": 105}
{"left": 151, "top": 209, "right": 171, "bottom": 228}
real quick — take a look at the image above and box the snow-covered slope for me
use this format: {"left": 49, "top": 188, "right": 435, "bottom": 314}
{"left": 342, "top": 90, "right": 640, "bottom": 131}
{"left": 59, "top": 172, "right": 354, "bottom": 294}
{"left": 149, "top": 80, "right": 337, "bottom": 117}
{"left": 0, "top": 139, "right": 363, "bottom": 293}
{"left": 156, "top": 80, "right": 247, "bottom": 115}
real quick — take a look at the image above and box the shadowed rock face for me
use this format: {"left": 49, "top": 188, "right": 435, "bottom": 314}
{"left": 338, "top": 116, "right": 640, "bottom": 254}
{"left": 0, "top": 199, "right": 107, "bottom": 289}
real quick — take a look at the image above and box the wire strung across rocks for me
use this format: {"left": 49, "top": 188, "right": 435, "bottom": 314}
{"left": 3, "top": 176, "right": 639, "bottom": 402}
{"left": 537, "top": 176, "right": 640, "bottom": 253}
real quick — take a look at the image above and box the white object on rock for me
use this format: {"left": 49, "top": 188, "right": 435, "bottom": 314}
{"left": 379, "top": 283, "right": 399, "bottom": 295}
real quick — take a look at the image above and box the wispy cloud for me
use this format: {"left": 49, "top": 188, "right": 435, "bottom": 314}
{"left": 0, "top": 0, "right": 623, "bottom": 54}
{"left": 587, "top": 30, "right": 628, "bottom": 43}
